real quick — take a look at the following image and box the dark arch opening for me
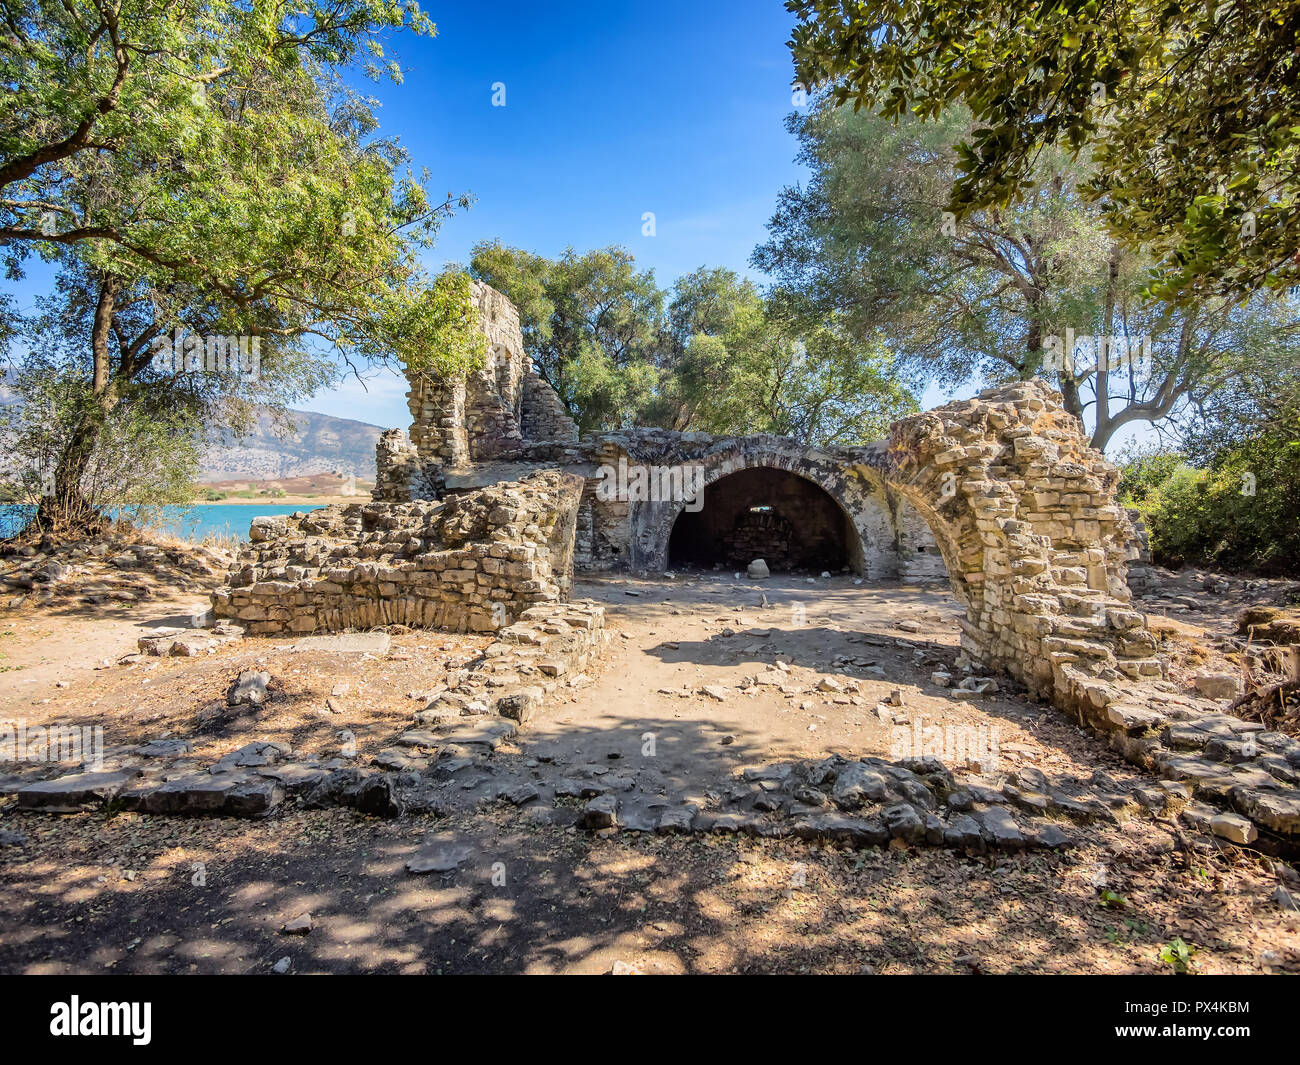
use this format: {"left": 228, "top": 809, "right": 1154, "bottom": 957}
{"left": 668, "top": 466, "right": 853, "bottom": 572}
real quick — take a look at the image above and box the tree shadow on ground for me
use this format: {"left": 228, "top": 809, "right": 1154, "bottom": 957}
{"left": 631, "top": 626, "right": 1168, "bottom": 802}
{"left": 2, "top": 786, "right": 1281, "bottom": 974}
{"left": 3, "top": 705, "right": 1277, "bottom": 976}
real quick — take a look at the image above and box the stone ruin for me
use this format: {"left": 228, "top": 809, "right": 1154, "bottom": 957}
{"left": 215, "top": 281, "right": 1152, "bottom": 704}
{"left": 208, "top": 280, "right": 1300, "bottom": 851}
{"left": 214, "top": 469, "right": 583, "bottom": 635}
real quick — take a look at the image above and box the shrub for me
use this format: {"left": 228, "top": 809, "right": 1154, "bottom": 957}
{"left": 1119, "top": 436, "right": 1300, "bottom": 575}
{"left": 0, "top": 367, "right": 200, "bottom": 538}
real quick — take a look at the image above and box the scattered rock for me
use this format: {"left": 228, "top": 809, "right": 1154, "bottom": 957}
{"left": 17, "top": 770, "right": 135, "bottom": 812}
{"left": 227, "top": 670, "right": 272, "bottom": 708}
{"left": 1208, "top": 812, "right": 1258, "bottom": 845}
{"left": 407, "top": 838, "right": 472, "bottom": 874}
{"left": 135, "top": 738, "right": 192, "bottom": 758}
{"left": 1193, "top": 672, "right": 1243, "bottom": 700}
{"left": 583, "top": 793, "right": 619, "bottom": 829}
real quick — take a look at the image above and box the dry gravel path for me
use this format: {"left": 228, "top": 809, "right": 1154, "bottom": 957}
{"left": 1, "top": 571, "right": 1298, "bottom": 974}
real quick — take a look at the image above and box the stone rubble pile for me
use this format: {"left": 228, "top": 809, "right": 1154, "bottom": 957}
{"left": 211, "top": 470, "right": 584, "bottom": 635}
{"left": 1080, "top": 687, "right": 1300, "bottom": 851}
{"left": 4, "top": 600, "right": 607, "bottom": 821}
{"left": 0, "top": 534, "right": 233, "bottom": 606}
{"left": 554, "top": 756, "right": 1180, "bottom": 851}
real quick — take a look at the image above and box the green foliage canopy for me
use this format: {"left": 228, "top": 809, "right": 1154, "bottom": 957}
{"left": 753, "top": 99, "right": 1300, "bottom": 451}
{"left": 787, "top": 0, "right": 1300, "bottom": 302}
{"left": 1, "top": 0, "right": 483, "bottom": 527}
{"left": 1118, "top": 357, "right": 1300, "bottom": 574}
{"left": 471, "top": 241, "right": 915, "bottom": 444}
{"left": 2, "top": 0, "right": 480, "bottom": 379}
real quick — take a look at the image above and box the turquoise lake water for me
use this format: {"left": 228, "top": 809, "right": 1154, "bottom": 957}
{"left": 0, "top": 503, "right": 325, "bottom": 542}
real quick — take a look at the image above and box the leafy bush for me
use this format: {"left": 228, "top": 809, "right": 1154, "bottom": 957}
{"left": 1115, "top": 447, "right": 1186, "bottom": 508}
{"left": 1119, "top": 434, "right": 1300, "bottom": 575}
{"left": 0, "top": 367, "right": 200, "bottom": 537}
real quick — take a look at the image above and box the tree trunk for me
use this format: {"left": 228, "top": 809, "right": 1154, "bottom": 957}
{"left": 1031, "top": 298, "right": 1088, "bottom": 427}
{"left": 33, "top": 275, "right": 121, "bottom": 536}
{"left": 1089, "top": 247, "right": 1122, "bottom": 451}
{"left": 1059, "top": 374, "right": 1085, "bottom": 425}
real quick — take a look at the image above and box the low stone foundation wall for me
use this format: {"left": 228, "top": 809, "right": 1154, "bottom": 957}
{"left": 211, "top": 470, "right": 583, "bottom": 636}
{"left": 1051, "top": 672, "right": 1300, "bottom": 853}
{"left": 404, "top": 600, "right": 607, "bottom": 733}
{"left": 9, "top": 601, "right": 608, "bottom": 819}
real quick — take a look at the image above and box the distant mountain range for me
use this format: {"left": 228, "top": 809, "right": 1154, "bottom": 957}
{"left": 0, "top": 370, "right": 384, "bottom": 483}
{"left": 200, "top": 408, "right": 384, "bottom": 483}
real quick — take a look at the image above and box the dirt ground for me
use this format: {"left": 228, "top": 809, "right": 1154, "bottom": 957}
{"left": 1, "top": 566, "right": 1298, "bottom": 974}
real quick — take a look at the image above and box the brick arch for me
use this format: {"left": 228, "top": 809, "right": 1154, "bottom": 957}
{"left": 631, "top": 443, "right": 893, "bottom": 576}
{"left": 873, "top": 381, "right": 1158, "bottom": 703}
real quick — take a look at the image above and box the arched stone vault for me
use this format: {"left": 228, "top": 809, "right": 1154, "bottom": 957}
{"left": 363, "top": 283, "right": 1157, "bottom": 716}
{"left": 629, "top": 441, "right": 888, "bottom": 576}
{"left": 871, "top": 381, "right": 1158, "bottom": 705}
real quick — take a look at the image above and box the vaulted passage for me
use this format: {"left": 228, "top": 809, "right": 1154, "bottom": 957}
{"left": 667, "top": 466, "right": 853, "bottom": 572}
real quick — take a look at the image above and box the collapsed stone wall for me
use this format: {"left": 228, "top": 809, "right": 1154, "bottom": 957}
{"left": 373, "top": 428, "right": 429, "bottom": 502}
{"left": 392, "top": 280, "right": 578, "bottom": 476}
{"left": 521, "top": 370, "right": 580, "bottom": 444}
{"left": 395, "top": 282, "right": 519, "bottom": 468}
{"left": 304, "top": 281, "right": 1157, "bottom": 724}
{"left": 201, "top": 276, "right": 1300, "bottom": 850}
{"left": 211, "top": 470, "right": 583, "bottom": 635}
{"left": 367, "top": 287, "right": 1153, "bottom": 716}
{"left": 874, "top": 380, "right": 1154, "bottom": 705}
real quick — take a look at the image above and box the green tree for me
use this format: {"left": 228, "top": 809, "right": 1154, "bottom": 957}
{"left": 1, "top": 0, "right": 432, "bottom": 260}
{"left": 673, "top": 293, "right": 915, "bottom": 444}
{"left": 2, "top": 0, "right": 482, "bottom": 530}
{"left": 1117, "top": 357, "right": 1300, "bottom": 574}
{"left": 0, "top": 359, "right": 203, "bottom": 528}
{"left": 786, "top": 0, "right": 1300, "bottom": 301}
{"left": 1114, "top": 445, "right": 1186, "bottom": 508}
{"left": 647, "top": 267, "right": 763, "bottom": 429}
{"left": 472, "top": 241, "right": 914, "bottom": 443}
{"left": 470, "top": 241, "right": 665, "bottom": 433}
{"left": 754, "top": 100, "right": 1300, "bottom": 451}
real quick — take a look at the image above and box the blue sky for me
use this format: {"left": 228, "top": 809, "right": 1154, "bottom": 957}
{"left": 313, "top": 0, "right": 820, "bottom": 429}
{"left": 3, "top": 0, "right": 1149, "bottom": 448}
{"left": 407, "top": 0, "right": 807, "bottom": 286}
